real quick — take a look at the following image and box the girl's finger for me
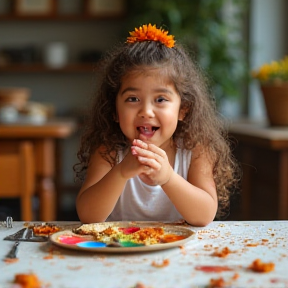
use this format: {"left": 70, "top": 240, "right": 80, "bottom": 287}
{"left": 145, "top": 143, "right": 167, "bottom": 159}
{"left": 132, "top": 139, "right": 148, "bottom": 149}
{"left": 134, "top": 139, "right": 167, "bottom": 159}
{"left": 132, "top": 146, "right": 162, "bottom": 162}
{"left": 137, "top": 156, "right": 161, "bottom": 170}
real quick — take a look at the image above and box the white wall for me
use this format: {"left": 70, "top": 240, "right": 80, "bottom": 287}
{"left": 249, "top": 0, "right": 288, "bottom": 120}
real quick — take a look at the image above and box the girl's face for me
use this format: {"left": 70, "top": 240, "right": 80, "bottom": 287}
{"left": 116, "top": 69, "right": 185, "bottom": 149}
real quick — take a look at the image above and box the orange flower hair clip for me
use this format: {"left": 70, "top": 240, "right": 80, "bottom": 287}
{"left": 127, "top": 24, "right": 175, "bottom": 48}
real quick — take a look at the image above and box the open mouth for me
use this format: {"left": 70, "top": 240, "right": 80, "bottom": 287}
{"left": 137, "top": 126, "right": 159, "bottom": 135}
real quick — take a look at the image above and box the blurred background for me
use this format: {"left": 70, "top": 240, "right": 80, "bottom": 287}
{"left": 0, "top": 0, "right": 287, "bottom": 222}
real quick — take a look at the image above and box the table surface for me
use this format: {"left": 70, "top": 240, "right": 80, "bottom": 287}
{"left": 1, "top": 221, "right": 287, "bottom": 288}
{"left": 229, "top": 118, "right": 288, "bottom": 140}
{"left": 0, "top": 117, "right": 77, "bottom": 138}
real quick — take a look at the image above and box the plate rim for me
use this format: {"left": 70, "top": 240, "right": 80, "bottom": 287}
{"left": 49, "top": 221, "right": 196, "bottom": 253}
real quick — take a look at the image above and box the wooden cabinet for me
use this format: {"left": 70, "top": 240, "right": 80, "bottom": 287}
{"left": 229, "top": 119, "right": 288, "bottom": 220}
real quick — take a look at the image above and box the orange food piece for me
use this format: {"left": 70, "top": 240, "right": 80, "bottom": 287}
{"left": 32, "top": 225, "right": 60, "bottom": 236}
{"left": 102, "top": 227, "right": 116, "bottom": 236}
{"left": 195, "top": 265, "right": 232, "bottom": 273}
{"left": 232, "top": 273, "right": 240, "bottom": 280}
{"left": 209, "top": 273, "right": 240, "bottom": 287}
{"left": 249, "top": 259, "right": 275, "bottom": 273}
{"left": 4, "top": 258, "right": 19, "bottom": 264}
{"left": 160, "top": 234, "right": 185, "bottom": 243}
{"left": 246, "top": 243, "right": 259, "bottom": 247}
{"left": 212, "top": 247, "right": 232, "bottom": 258}
{"left": 14, "top": 273, "right": 41, "bottom": 288}
{"left": 134, "top": 283, "right": 149, "bottom": 288}
{"left": 209, "top": 277, "right": 225, "bottom": 287}
{"left": 43, "top": 255, "right": 53, "bottom": 260}
{"left": 135, "top": 227, "right": 164, "bottom": 241}
{"left": 151, "top": 259, "right": 170, "bottom": 268}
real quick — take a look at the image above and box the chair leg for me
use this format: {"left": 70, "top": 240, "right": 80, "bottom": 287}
{"left": 21, "top": 195, "right": 32, "bottom": 221}
{"left": 20, "top": 141, "right": 35, "bottom": 221}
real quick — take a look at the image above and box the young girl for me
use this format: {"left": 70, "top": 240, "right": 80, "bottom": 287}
{"left": 74, "top": 24, "right": 239, "bottom": 226}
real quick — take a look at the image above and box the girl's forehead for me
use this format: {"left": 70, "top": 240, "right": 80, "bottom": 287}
{"left": 122, "top": 67, "right": 173, "bottom": 84}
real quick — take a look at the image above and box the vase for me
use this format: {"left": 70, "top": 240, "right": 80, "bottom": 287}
{"left": 261, "top": 83, "right": 288, "bottom": 126}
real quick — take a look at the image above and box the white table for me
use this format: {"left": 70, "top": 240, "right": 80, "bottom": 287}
{"left": 1, "top": 221, "right": 287, "bottom": 288}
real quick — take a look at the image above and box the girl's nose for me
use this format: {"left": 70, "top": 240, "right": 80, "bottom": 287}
{"left": 137, "top": 103, "right": 155, "bottom": 118}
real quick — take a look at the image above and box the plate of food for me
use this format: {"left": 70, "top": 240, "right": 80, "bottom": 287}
{"left": 49, "top": 221, "right": 196, "bottom": 253}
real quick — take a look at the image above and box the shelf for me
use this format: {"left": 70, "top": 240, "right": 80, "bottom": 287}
{"left": 0, "top": 13, "right": 125, "bottom": 21}
{"left": 0, "top": 63, "right": 97, "bottom": 73}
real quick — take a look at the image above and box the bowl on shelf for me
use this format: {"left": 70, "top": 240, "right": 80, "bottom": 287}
{"left": 0, "top": 87, "right": 31, "bottom": 109}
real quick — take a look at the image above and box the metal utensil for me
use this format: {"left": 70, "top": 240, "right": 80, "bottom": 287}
{"left": 5, "top": 216, "right": 13, "bottom": 228}
{"left": 0, "top": 216, "right": 13, "bottom": 228}
{"left": 4, "top": 228, "right": 47, "bottom": 242}
{"left": 5, "top": 241, "right": 19, "bottom": 259}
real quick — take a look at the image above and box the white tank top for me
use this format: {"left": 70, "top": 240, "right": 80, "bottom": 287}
{"left": 106, "top": 149, "right": 192, "bottom": 222}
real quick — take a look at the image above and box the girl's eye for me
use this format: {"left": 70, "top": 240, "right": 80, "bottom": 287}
{"left": 156, "top": 97, "right": 168, "bottom": 103}
{"left": 126, "top": 97, "right": 139, "bottom": 102}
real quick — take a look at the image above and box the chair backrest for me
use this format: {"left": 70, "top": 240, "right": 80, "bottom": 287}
{"left": 0, "top": 141, "right": 35, "bottom": 221}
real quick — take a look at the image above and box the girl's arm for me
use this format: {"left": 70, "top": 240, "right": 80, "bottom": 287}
{"left": 162, "top": 145, "right": 218, "bottom": 226}
{"left": 132, "top": 140, "right": 217, "bottom": 226}
{"left": 76, "top": 147, "right": 151, "bottom": 223}
{"left": 76, "top": 149, "right": 125, "bottom": 223}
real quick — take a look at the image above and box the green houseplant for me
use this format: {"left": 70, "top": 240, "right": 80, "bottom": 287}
{"left": 125, "top": 0, "right": 249, "bottom": 113}
{"left": 252, "top": 56, "right": 288, "bottom": 126}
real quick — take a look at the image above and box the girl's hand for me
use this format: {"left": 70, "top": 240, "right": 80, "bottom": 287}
{"left": 130, "top": 139, "right": 173, "bottom": 186}
{"left": 118, "top": 148, "right": 146, "bottom": 180}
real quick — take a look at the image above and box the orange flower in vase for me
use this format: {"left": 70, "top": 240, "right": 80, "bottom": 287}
{"left": 252, "top": 56, "right": 288, "bottom": 126}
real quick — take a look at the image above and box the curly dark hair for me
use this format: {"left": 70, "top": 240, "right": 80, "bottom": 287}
{"left": 74, "top": 39, "right": 240, "bottom": 219}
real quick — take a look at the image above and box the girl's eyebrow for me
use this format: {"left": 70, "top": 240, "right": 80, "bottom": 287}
{"left": 120, "top": 87, "right": 173, "bottom": 96}
{"left": 153, "top": 88, "right": 173, "bottom": 95}
{"left": 120, "top": 87, "right": 139, "bottom": 95}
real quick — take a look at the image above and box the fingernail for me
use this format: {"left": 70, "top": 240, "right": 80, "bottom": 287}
{"left": 131, "top": 147, "right": 137, "bottom": 155}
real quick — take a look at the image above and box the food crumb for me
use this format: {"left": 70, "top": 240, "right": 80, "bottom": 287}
{"left": 209, "top": 273, "right": 239, "bottom": 288}
{"left": 232, "top": 273, "right": 240, "bottom": 280}
{"left": 4, "top": 258, "right": 19, "bottom": 264}
{"left": 179, "top": 245, "right": 186, "bottom": 255}
{"left": 14, "top": 273, "right": 41, "bottom": 288}
{"left": 43, "top": 255, "right": 53, "bottom": 260}
{"left": 212, "top": 247, "right": 232, "bottom": 258}
{"left": 209, "top": 277, "right": 225, "bottom": 288}
{"left": 132, "top": 282, "right": 152, "bottom": 288}
{"left": 151, "top": 259, "right": 170, "bottom": 268}
{"left": 249, "top": 259, "right": 275, "bottom": 273}
{"left": 245, "top": 243, "right": 259, "bottom": 247}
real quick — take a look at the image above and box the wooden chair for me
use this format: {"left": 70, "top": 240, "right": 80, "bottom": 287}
{"left": 0, "top": 141, "right": 35, "bottom": 221}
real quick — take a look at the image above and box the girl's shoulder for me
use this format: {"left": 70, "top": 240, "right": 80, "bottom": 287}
{"left": 174, "top": 148, "right": 192, "bottom": 178}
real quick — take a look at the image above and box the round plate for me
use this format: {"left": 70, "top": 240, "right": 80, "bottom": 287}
{"left": 49, "top": 221, "right": 196, "bottom": 253}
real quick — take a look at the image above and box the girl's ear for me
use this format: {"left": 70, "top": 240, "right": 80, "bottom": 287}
{"left": 178, "top": 107, "right": 187, "bottom": 121}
